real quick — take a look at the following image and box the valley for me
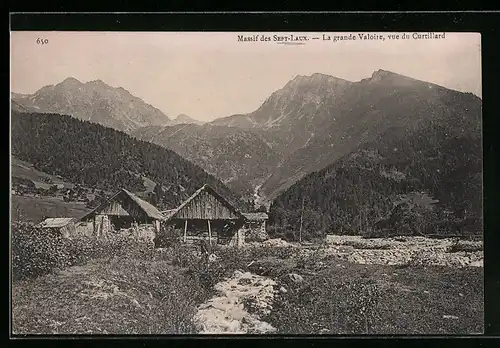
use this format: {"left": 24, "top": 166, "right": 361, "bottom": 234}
{"left": 9, "top": 29, "right": 484, "bottom": 337}
{"left": 11, "top": 69, "right": 482, "bottom": 240}
{"left": 10, "top": 72, "right": 484, "bottom": 337}
{"left": 10, "top": 111, "right": 252, "bottom": 223}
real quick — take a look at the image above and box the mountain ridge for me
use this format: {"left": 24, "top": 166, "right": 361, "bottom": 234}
{"left": 259, "top": 70, "right": 482, "bottom": 201}
{"left": 11, "top": 78, "right": 171, "bottom": 133}
{"left": 13, "top": 70, "right": 482, "bottom": 207}
{"left": 131, "top": 70, "right": 482, "bottom": 205}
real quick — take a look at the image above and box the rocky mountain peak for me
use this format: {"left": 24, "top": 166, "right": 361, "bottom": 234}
{"left": 58, "top": 77, "right": 83, "bottom": 87}
{"left": 371, "top": 69, "right": 396, "bottom": 79}
{"left": 12, "top": 77, "right": 171, "bottom": 133}
{"left": 86, "top": 79, "right": 107, "bottom": 86}
{"left": 175, "top": 114, "right": 192, "bottom": 121}
{"left": 369, "top": 69, "right": 419, "bottom": 85}
{"left": 167, "top": 114, "right": 204, "bottom": 126}
{"left": 285, "top": 73, "right": 351, "bottom": 89}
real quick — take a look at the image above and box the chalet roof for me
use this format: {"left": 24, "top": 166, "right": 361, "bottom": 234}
{"left": 161, "top": 209, "right": 177, "bottom": 214}
{"left": 242, "top": 212, "right": 269, "bottom": 221}
{"left": 80, "top": 188, "right": 165, "bottom": 221}
{"left": 164, "top": 184, "right": 244, "bottom": 222}
{"left": 122, "top": 189, "right": 165, "bottom": 220}
{"left": 36, "top": 217, "right": 75, "bottom": 228}
{"left": 161, "top": 209, "right": 177, "bottom": 219}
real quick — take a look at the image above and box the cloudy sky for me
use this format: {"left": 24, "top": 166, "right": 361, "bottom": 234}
{"left": 11, "top": 31, "right": 481, "bottom": 121}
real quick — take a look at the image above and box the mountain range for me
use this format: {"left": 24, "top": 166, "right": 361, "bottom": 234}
{"left": 11, "top": 71, "right": 482, "bottom": 220}
{"left": 131, "top": 124, "right": 280, "bottom": 198}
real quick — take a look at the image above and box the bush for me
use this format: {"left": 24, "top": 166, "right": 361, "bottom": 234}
{"left": 12, "top": 222, "right": 71, "bottom": 280}
{"left": 11, "top": 221, "right": 155, "bottom": 281}
{"left": 265, "top": 275, "right": 381, "bottom": 334}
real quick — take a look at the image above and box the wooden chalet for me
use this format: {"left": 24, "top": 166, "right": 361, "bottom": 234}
{"left": 77, "top": 188, "right": 165, "bottom": 241}
{"left": 162, "top": 184, "right": 247, "bottom": 247}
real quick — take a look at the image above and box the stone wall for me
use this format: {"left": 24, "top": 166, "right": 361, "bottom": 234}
{"left": 244, "top": 221, "right": 269, "bottom": 242}
{"left": 75, "top": 215, "right": 157, "bottom": 243}
{"left": 94, "top": 214, "right": 111, "bottom": 238}
{"left": 74, "top": 221, "right": 94, "bottom": 237}
{"left": 230, "top": 227, "right": 246, "bottom": 248}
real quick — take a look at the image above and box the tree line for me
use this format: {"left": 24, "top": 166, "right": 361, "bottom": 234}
{"left": 268, "top": 122, "right": 482, "bottom": 240}
{"left": 11, "top": 111, "right": 251, "bottom": 211}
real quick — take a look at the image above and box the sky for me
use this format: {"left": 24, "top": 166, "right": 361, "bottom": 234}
{"left": 11, "top": 31, "right": 481, "bottom": 122}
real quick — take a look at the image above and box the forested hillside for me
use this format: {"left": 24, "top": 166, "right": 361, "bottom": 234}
{"left": 269, "top": 110, "right": 482, "bottom": 240}
{"left": 11, "top": 111, "right": 250, "bottom": 211}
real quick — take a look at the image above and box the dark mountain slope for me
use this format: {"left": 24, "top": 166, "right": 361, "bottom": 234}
{"left": 11, "top": 111, "right": 249, "bottom": 211}
{"left": 260, "top": 70, "right": 483, "bottom": 201}
{"left": 268, "top": 91, "right": 482, "bottom": 240}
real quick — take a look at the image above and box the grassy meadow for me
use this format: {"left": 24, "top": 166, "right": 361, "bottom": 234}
{"left": 11, "top": 195, "right": 90, "bottom": 224}
{"left": 11, "top": 227, "right": 483, "bottom": 335}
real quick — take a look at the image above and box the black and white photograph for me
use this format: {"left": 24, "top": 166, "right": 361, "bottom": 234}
{"left": 10, "top": 31, "right": 483, "bottom": 335}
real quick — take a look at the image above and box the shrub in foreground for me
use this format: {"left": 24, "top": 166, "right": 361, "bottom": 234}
{"left": 11, "top": 222, "right": 155, "bottom": 281}
{"left": 266, "top": 275, "right": 381, "bottom": 334}
{"left": 12, "top": 222, "right": 71, "bottom": 280}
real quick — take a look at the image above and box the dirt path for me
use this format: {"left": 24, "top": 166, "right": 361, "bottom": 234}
{"left": 193, "top": 270, "right": 277, "bottom": 334}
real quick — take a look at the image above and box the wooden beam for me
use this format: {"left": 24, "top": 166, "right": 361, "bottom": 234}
{"left": 183, "top": 219, "right": 188, "bottom": 243}
{"left": 208, "top": 220, "right": 212, "bottom": 247}
{"left": 299, "top": 196, "right": 305, "bottom": 244}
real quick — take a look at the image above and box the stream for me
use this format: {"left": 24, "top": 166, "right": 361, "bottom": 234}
{"left": 193, "top": 270, "right": 278, "bottom": 334}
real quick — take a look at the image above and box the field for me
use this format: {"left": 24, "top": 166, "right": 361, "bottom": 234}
{"left": 11, "top": 195, "right": 90, "bottom": 224}
{"left": 11, "top": 157, "right": 74, "bottom": 190}
{"left": 11, "top": 236, "right": 483, "bottom": 335}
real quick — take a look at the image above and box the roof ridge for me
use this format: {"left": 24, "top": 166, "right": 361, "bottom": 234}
{"left": 165, "top": 184, "right": 244, "bottom": 222}
{"left": 121, "top": 189, "right": 165, "bottom": 220}
{"left": 79, "top": 188, "right": 164, "bottom": 221}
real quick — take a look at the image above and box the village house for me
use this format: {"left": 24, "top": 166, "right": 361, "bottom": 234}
{"left": 76, "top": 188, "right": 165, "bottom": 242}
{"left": 36, "top": 217, "right": 77, "bottom": 238}
{"left": 161, "top": 184, "right": 269, "bottom": 248}
{"left": 41, "top": 185, "right": 269, "bottom": 247}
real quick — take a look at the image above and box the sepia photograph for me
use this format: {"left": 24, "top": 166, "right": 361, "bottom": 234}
{"left": 10, "top": 30, "right": 483, "bottom": 335}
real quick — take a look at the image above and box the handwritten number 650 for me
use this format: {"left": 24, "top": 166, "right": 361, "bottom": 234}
{"left": 36, "top": 38, "right": 49, "bottom": 45}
